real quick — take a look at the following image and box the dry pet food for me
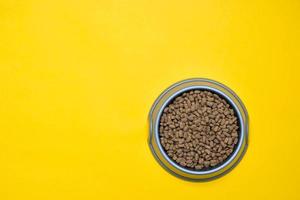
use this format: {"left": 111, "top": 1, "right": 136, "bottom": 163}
{"left": 159, "top": 90, "right": 239, "bottom": 170}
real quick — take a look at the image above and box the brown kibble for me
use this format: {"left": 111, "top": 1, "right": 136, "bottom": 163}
{"left": 159, "top": 89, "right": 240, "bottom": 170}
{"left": 217, "top": 146, "right": 222, "bottom": 152}
{"left": 204, "top": 161, "right": 210, "bottom": 167}
{"left": 198, "top": 158, "right": 204, "bottom": 164}
{"left": 169, "top": 124, "right": 175, "bottom": 129}
{"left": 213, "top": 126, "right": 219, "bottom": 132}
{"left": 210, "top": 159, "right": 218, "bottom": 166}
{"left": 232, "top": 131, "right": 238, "bottom": 137}
{"left": 228, "top": 138, "right": 233, "bottom": 145}
{"left": 205, "top": 149, "right": 211, "bottom": 155}
{"left": 221, "top": 141, "right": 226, "bottom": 148}
{"left": 186, "top": 159, "right": 193, "bottom": 164}
{"left": 234, "top": 138, "right": 238, "bottom": 144}
{"left": 224, "top": 137, "right": 229, "bottom": 144}
{"left": 195, "top": 165, "right": 203, "bottom": 170}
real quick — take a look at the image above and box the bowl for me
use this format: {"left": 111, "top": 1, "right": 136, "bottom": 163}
{"left": 148, "top": 78, "right": 248, "bottom": 181}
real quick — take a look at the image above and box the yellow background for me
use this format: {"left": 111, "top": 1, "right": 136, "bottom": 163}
{"left": 0, "top": 0, "right": 299, "bottom": 199}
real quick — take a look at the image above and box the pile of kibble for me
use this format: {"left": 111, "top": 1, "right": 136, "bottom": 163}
{"left": 159, "top": 90, "right": 239, "bottom": 170}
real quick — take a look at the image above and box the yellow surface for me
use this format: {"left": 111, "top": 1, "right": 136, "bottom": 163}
{"left": 0, "top": 0, "right": 299, "bottom": 199}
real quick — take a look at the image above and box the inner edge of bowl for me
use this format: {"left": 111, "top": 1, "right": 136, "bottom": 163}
{"left": 152, "top": 80, "right": 246, "bottom": 176}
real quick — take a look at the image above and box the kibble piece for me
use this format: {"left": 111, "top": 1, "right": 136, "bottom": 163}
{"left": 159, "top": 90, "right": 240, "bottom": 170}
